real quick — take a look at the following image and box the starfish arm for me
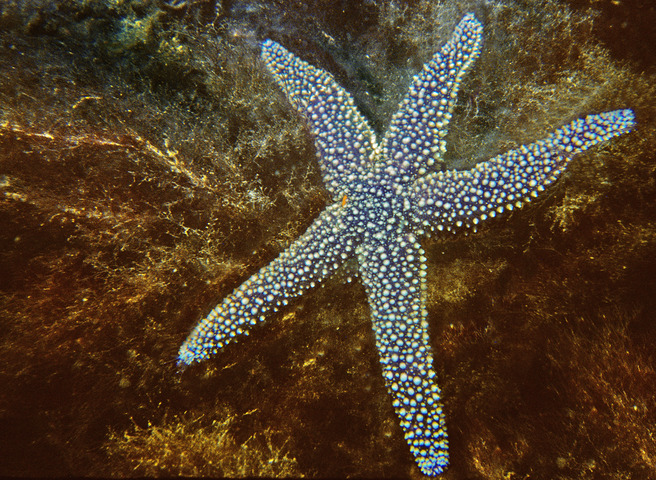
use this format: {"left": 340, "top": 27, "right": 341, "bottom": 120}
{"left": 261, "top": 40, "right": 378, "bottom": 198}
{"left": 357, "top": 233, "right": 448, "bottom": 476}
{"left": 178, "top": 203, "right": 357, "bottom": 367}
{"left": 409, "top": 109, "right": 636, "bottom": 233}
{"left": 380, "top": 13, "right": 483, "bottom": 185}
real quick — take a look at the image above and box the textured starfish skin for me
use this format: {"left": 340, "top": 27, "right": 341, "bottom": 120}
{"left": 178, "top": 14, "right": 635, "bottom": 476}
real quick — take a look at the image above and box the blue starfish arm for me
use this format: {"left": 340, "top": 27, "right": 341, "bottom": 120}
{"left": 408, "top": 109, "right": 636, "bottom": 234}
{"left": 177, "top": 203, "right": 356, "bottom": 367}
{"left": 261, "top": 39, "right": 378, "bottom": 199}
{"left": 380, "top": 13, "right": 483, "bottom": 185}
{"left": 357, "top": 233, "right": 448, "bottom": 476}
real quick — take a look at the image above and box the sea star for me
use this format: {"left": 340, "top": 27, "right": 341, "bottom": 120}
{"left": 177, "top": 14, "right": 635, "bottom": 476}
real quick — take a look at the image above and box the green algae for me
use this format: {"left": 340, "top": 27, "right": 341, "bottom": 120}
{"left": 105, "top": 409, "right": 301, "bottom": 476}
{"left": 0, "top": 0, "right": 655, "bottom": 477}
